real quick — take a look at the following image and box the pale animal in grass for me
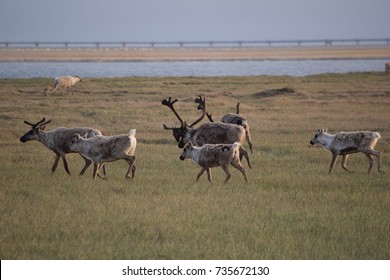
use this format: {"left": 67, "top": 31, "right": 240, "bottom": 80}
{"left": 68, "top": 129, "right": 137, "bottom": 180}
{"left": 180, "top": 142, "right": 248, "bottom": 183}
{"left": 54, "top": 75, "right": 82, "bottom": 95}
{"left": 162, "top": 95, "right": 251, "bottom": 168}
{"left": 206, "top": 102, "right": 253, "bottom": 153}
{"left": 20, "top": 118, "right": 104, "bottom": 176}
{"left": 310, "top": 128, "right": 382, "bottom": 174}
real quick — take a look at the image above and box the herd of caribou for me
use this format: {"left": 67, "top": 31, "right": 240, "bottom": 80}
{"left": 19, "top": 95, "right": 383, "bottom": 183}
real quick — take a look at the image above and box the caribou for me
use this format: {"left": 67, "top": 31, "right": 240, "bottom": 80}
{"left": 206, "top": 102, "right": 253, "bottom": 153}
{"left": 19, "top": 118, "right": 104, "bottom": 176}
{"left": 180, "top": 142, "right": 248, "bottom": 183}
{"left": 68, "top": 129, "right": 137, "bottom": 180}
{"left": 310, "top": 128, "right": 383, "bottom": 174}
{"left": 162, "top": 96, "right": 251, "bottom": 168}
{"left": 54, "top": 75, "right": 82, "bottom": 95}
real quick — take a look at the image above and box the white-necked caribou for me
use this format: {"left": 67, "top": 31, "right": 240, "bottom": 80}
{"left": 19, "top": 118, "right": 104, "bottom": 176}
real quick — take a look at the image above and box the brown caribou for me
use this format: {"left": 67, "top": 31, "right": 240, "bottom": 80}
{"left": 206, "top": 102, "right": 253, "bottom": 153}
{"left": 162, "top": 96, "right": 251, "bottom": 168}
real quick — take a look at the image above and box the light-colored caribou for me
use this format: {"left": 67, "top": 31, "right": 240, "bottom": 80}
{"left": 68, "top": 129, "right": 137, "bottom": 180}
{"left": 54, "top": 75, "right": 82, "bottom": 95}
{"left": 19, "top": 118, "right": 104, "bottom": 176}
{"left": 310, "top": 128, "right": 382, "bottom": 174}
{"left": 180, "top": 142, "right": 248, "bottom": 183}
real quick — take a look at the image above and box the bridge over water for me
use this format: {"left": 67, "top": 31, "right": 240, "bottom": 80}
{"left": 1, "top": 38, "right": 390, "bottom": 48}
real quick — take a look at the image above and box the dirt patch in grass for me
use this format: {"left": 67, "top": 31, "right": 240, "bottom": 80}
{"left": 253, "top": 87, "right": 296, "bottom": 98}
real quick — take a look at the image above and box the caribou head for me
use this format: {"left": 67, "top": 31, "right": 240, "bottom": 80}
{"left": 162, "top": 95, "right": 206, "bottom": 148}
{"left": 20, "top": 117, "right": 52, "bottom": 143}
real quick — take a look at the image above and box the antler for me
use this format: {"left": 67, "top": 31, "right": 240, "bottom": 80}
{"left": 24, "top": 117, "right": 49, "bottom": 128}
{"left": 206, "top": 112, "right": 214, "bottom": 122}
{"left": 24, "top": 117, "right": 45, "bottom": 127}
{"left": 236, "top": 102, "right": 240, "bottom": 114}
{"left": 189, "top": 95, "right": 206, "bottom": 127}
{"left": 162, "top": 97, "right": 184, "bottom": 127}
{"left": 39, "top": 119, "right": 52, "bottom": 127}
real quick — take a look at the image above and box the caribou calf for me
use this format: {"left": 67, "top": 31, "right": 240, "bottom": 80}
{"left": 180, "top": 142, "right": 248, "bottom": 183}
{"left": 68, "top": 129, "right": 137, "bottom": 180}
{"left": 43, "top": 84, "right": 56, "bottom": 96}
{"left": 310, "top": 128, "right": 382, "bottom": 174}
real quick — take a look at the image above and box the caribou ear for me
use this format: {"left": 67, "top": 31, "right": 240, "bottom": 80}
{"left": 163, "top": 124, "right": 173, "bottom": 130}
{"left": 185, "top": 142, "right": 193, "bottom": 149}
{"left": 325, "top": 128, "right": 328, "bottom": 133}
{"left": 37, "top": 119, "right": 52, "bottom": 130}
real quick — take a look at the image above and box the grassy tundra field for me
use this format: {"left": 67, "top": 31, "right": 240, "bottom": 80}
{"left": 0, "top": 73, "right": 389, "bottom": 259}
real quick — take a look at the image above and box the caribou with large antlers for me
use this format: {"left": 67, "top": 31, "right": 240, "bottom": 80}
{"left": 19, "top": 118, "right": 104, "bottom": 175}
{"left": 162, "top": 96, "right": 251, "bottom": 168}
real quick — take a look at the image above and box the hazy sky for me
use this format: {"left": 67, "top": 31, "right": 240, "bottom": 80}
{"left": 1, "top": 0, "right": 389, "bottom": 42}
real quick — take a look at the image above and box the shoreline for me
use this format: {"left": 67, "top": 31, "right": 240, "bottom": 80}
{"left": 1, "top": 46, "right": 389, "bottom": 62}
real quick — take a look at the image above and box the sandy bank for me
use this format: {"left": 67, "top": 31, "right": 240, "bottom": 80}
{"left": 1, "top": 46, "right": 389, "bottom": 61}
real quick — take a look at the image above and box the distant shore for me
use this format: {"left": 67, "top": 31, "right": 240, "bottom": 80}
{"left": 1, "top": 46, "right": 389, "bottom": 61}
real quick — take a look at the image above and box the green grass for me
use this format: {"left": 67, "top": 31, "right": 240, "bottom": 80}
{"left": 0, "top": 73, "right": 389, "bottom": 259}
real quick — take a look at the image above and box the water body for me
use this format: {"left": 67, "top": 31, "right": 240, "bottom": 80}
{"left": 0, "top": 59, "right": 388, "bottom": 78}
